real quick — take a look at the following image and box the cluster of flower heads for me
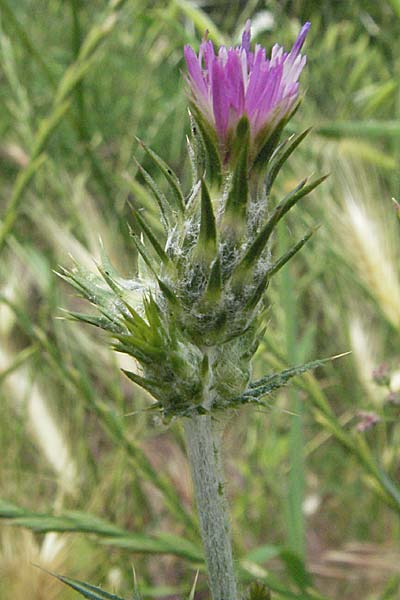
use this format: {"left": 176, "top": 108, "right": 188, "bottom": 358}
{"left": 184, "top": 21, "right": 310, "bottom": 153}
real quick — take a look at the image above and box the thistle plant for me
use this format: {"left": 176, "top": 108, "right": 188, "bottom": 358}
{"left": 61, "top": 21, "right": 327, "bottom": 600}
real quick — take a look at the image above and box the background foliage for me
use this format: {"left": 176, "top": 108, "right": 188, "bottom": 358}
{"left": 1, "top": 0, "right": 400, "bottom": 598}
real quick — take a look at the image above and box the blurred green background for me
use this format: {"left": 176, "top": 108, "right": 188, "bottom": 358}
{"left": 1, "top": 1, "right": 400, "bottom": 598}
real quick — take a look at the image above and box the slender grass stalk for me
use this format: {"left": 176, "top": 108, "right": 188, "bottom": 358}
{"left": 70, "top": 0, "right": 114, "bottom": 200}
{"left": 279, "top": 225, "right": 305, "bottom": 559}
{"left": 0, "top": 0, "right": 128, "bottom": 253}
{"left": 183, "top": 414, "right": 238, "bottom": 600}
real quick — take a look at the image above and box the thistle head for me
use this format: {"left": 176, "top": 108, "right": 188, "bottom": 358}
{"left": 62, "top": 20, "right": 324, "bottom": 421}
{"left": 184, "top": 21, "right": 310, "bottom": 165}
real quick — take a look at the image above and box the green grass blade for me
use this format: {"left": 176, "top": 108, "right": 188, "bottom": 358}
{"left": 0, "top": 500, "right": 202, "bottom": 561}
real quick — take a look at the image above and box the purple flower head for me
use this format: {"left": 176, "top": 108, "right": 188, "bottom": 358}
{"left": 184, "top": 21, "right": 310, "bottom": 159}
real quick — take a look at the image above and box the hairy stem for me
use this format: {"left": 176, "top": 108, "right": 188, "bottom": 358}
{"left": 183, "top": 414, "right": 238, "bottom": 600}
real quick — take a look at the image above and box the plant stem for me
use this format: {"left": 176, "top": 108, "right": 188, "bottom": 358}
{"left": 183, "top": 413, "right": 238, "bottom": 600}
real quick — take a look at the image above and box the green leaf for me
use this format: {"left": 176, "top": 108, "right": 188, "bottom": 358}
{"left": 97, "top": 266, "right": 149, "bottom": 335}
{"left": 267, "top": 227, "right": 319, "bottom": 278}
{"left": 66, "top": 310, "right": 120, "bottom": 333}
{"left": 253, "top": 111, "right": 290, "bottom": 171}
{"left": 122, "top": 369, "right": 163, "bottom": 401}
{"left": 45, "top": 571, "right": 126, "bottom": 600}
{"left": 1, "top": 500, "right": 203, "bottom": 562}
{"left": 279, "top": 549, "right": 312, "bottom": 591}
{"left": 100, "top": 531, "right": 203, "bottom": 562}
{"left": 232, "top": 175, "right": 328, "bottom": 280}
{"left": 266, "top": 128, "right": 312, "bottom": 192}
{"left": 187, "top": 111, "right": 205, "bottom": 181}
{"left": 0, "top": 499, "right": 30, "bottom": 518}
{"left": 189, "top": 102, "right": 222, "bottom": 185}
{"left": 233, "top": 354, "right": 349, "bottom": 406}
{"left": 137, "top": 138, "right": 185, "bottom": 213}
{"left": 113, "top": 333, "right": 163, "bottom": 360}
{"left": 131, "top": 164, "right": 169, "bottom": 230}
{"left": 129, "top": 229, "right": 158, "bottom": 275}
{"left": 133, "top": 210, "right": 170, "bottom": 265}
{"left": 243, "top": 272, "right": 270, "bottom": 313}
{"left": 156, "top": 277, "right": 178, "bottom": 305}
{"left": 245, "top": 544, "right": 282, "bottom": 564}
{"left": 142, "top": 294, "right": 164, "bottom": 331}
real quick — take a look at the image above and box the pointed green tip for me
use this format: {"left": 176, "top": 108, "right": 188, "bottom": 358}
{"left": 236, "top": 114, "right": 250, "bottom": 138}
{"left": 198, "top": 178, "right": 217, "bottom": 253}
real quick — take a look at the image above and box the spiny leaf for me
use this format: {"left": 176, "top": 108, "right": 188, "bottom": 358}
{"left": 244, "top": 274, "right": 270, "bottom": 313}
{"left": 42, "top": 569, "right": 126, "bottom": 600}
{"left": 252, "top": 100, "right": 302, "bottom": 171}
{"left": 233, "top": 175, "right": 328, "bottom": 278}
{"left": 113, "top": 342, "right": 153, "bottom": 365}
{"left": 97, "top": 266, "right": 149, "bottom": 335}
{"left": 57, "top": 268, "right": 96, "bottom": 300}
{"left": 122, "top": 370, "right": 163, "bottom": 401}
{"left": 253, "top": 115, "right": 287, "bottom": 170}
{"left": 98, "top": 241, "right": 121, "bottom": 280}
{"left": 242, "top": 353, "right": 350, "bottom": 402}
{"left": 267, "top": 226, "right": 319, "bottom": 278}
{"left": 187, "top": 110, "right": 206, "bottom": 182}
{"left": 129, "top": 229, "right": 158, "bottom": 276}
{"left": 133, "top": 158, "right": 170, "bottom": 230}
{"left": 156, "top": 276, "right": 178, "bottom": 306}
{"left": 189, "top": 102, "right": 222, "bottom": 185}
{"left": 67, "top": 310, "right": 120, "bottom": 333}
{"left": 223, "top": 354, "right": 350, "bottom": 409}
{"left": 133, "top": 210, "right": 170, "bottom": 265}
{"left": 266, "top": 127, "right": 312, "bottom": 192}
{"left": 142, "top": 294, "right": 164, "bottom": 332}
{"left": 113, "top": 333, "right": 163, "bottom": 360}
{"left": 137, "top": 138, "right": 185, "bottom": 213}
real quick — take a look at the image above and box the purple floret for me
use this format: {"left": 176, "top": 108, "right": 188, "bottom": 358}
{"left": 184, "top": 22, "right": 310, "bottom": 150}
